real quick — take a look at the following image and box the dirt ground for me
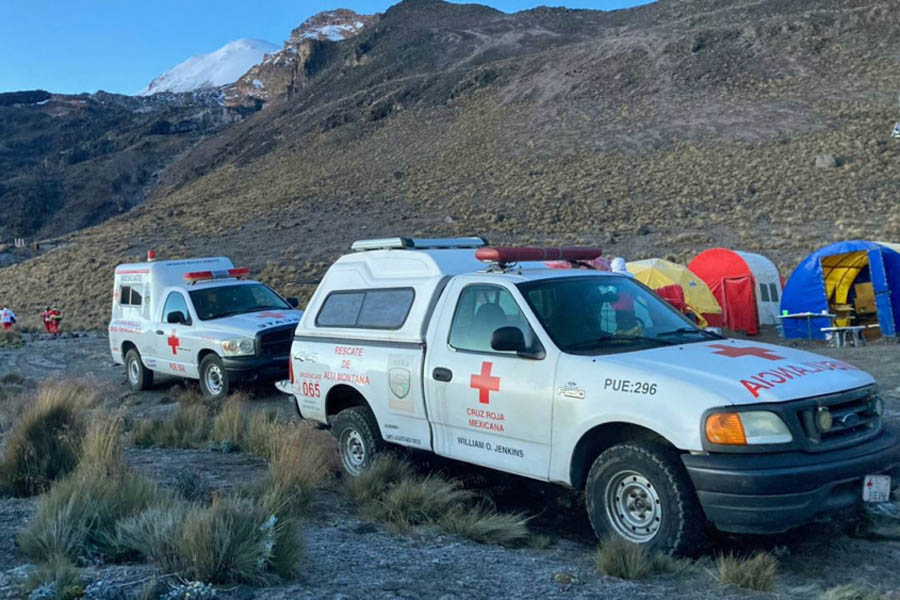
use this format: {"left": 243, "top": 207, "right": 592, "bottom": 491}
{"left": 0, "top": 330, "right": 898, "bottom": 599}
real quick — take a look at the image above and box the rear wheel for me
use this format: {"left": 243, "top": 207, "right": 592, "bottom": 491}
{"left": 331, "top": 405, "right": 384, "bottom": 477}
{"left": 585, "top": 442, "right": 705, "bottom": 555}
{"left": 125, "top": 349, "right": 153, "bottom": 391}
{"left": 199, "top": 354, "right": 230, "bottom": 401}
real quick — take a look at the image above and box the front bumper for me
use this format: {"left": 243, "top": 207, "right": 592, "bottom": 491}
{"left": 682, "top": 429, "right": 900, "bottom": 534}
{"left": 221, "top": 354, "right": 289, "bottom": 381}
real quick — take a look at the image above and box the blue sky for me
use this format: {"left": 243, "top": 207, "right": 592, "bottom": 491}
{"left": 0, "top": 0, "right": 651, "bottom": 95}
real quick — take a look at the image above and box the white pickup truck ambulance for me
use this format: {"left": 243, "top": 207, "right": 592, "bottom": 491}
{"left": 280, "top": 238, "right": 899, "bottom": 553}
{"left": 110, "top": 253, "right": 302, "bottom": 400}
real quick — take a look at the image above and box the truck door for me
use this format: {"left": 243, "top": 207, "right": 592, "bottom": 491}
{"left": 424, "top": 280, "right": 557, "bottom": 480}
{"left": 155, "top": 291, "right": 199, "bottom": 378}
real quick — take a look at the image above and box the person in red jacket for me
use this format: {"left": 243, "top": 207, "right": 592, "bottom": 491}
{"left": 41, "top": 306, "right": 62, "bottom": 335}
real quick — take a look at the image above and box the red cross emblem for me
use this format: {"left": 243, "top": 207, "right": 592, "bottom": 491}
{"left": 167, "top": 331, "right": 180, "bottom": 355}
{"left": 258, "top": 311, "right": 287, "bottom": 319}
{"left": 708, "top": 344, "right": 784, "bottom": 361}
{"left": 470, "top": 361, "right": 500, "bottom": 405}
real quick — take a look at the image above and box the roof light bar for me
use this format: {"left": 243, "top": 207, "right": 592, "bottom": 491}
{"left": 351, "top": 237, "right": 488, "bottom": 252}
{"left": 184, "top": 267, "right": 250, "bottom": 284}
{"left": 476, "top": 246, "right": 604, "bottom": 264}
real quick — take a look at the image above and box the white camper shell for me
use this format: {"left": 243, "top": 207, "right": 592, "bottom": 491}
{"left": 280, "top": 237, "right": 899, "bottom": 554}
{"left": 109, "top": 255, "right": 302, "bottom": 399}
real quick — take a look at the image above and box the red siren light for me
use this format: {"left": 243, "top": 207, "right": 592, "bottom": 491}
{"left": 147, "top": 249, "right": 156, "bottom": 262}
{"left": 228, "top": 267, "right": 250, "bottom": 278}
{"left": 475, "top": 246, "right": 603, "bottom": 264}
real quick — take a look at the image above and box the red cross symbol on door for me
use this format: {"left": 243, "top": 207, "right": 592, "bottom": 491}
{"left": 167, "top": 331, "right": 180, "bottom": 355}
{"left": 708, "top": 344, "right": 784, "bottom": 361}
{"left": 258, "top": 311, "right": 286, "bottom": 319}
{"left": 470, "top": 361, "right": 500, "bottom": 405}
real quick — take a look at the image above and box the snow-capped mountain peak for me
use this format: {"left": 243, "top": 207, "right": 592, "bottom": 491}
{"left": 137, "top": 38, "right": 279, "bottom": 96}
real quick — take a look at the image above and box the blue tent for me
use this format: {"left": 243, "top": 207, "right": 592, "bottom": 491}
{"left": 781, "top": 240, "right": 900, "bottom": 340}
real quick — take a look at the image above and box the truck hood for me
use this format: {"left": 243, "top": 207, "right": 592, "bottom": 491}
{"left": 203, "top": 309, "right": 302, "bottom": 337}
{"left": 601, "top": 339, "right": 875, "bottom": 405}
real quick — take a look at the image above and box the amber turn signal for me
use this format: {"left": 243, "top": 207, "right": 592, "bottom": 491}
{"left": 705, "top": 412, "right": 747, "bottom": 445}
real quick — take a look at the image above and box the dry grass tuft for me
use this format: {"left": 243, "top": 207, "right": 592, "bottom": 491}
{"left": 716, "top": 552, "right": 778, "bottom": 592}
{"left": 210, "top": 394, "right": 249, "bottom": 450}
{"left": 25, "top": 555, "right": 83, "bottom": 600}
{"left": 79, "top": 412, "right": 125, "bottom": 475}
{"left": 348, "top": 454, "right": 530, "bottom": 545}
{"left": 820, "top": 582, "right": 889, "bottom": 600}
{"left": 595, "top": 536, "right": 687, "bottom": 580}
{"left": 245, "top": 409, "right": 282, "bottom": 459}
{"left": 0, "top": 380, "right": 99, "bottom": 496}
{"left": 130, "top": 403, "right": 210, "bottom": 449}
{"left": 258, "top": 422, "right": 337, "bottom": 517}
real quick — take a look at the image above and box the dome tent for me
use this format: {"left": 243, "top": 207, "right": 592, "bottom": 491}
{"left": 780, "top": 240, "right": 900, "bottom": 340}
{"left": 689, "top": 248, "right": 783, "bottom": 336}
{"left": 626, "top": 258, "right": 722, "bottom": 324}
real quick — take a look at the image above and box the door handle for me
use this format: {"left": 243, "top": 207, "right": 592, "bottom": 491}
{"left": 155, "top": 330, "right": 164, "bottom": 335}
{"left": 432, "top": 367, "right": 453, "bottom": 382}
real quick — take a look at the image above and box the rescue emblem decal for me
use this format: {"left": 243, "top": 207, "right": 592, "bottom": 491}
{"left": 167, "top": 331, "right": 180, "bottom": 355}
{"left": 470, "top": 361, "right": 500, "bottom": 405}
{"left": 709, "top": 344, "right": 784, "bottom": 361}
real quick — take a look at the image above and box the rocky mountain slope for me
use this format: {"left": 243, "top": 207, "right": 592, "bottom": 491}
{"left": 0, "top": 90, "right": 252, "bottom": 244}
{"left": 137, "top": 38, "right": 280, "bottom": 96}
{"left": 4, "top": 0, "right": 900, "bottom": 329}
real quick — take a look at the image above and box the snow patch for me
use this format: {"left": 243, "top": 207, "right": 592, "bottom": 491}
{"left": 137, "top": 38, "right": 278, "bottom": 96}
{"left": 252, "top": 79, "right": 264, "bottom": 89}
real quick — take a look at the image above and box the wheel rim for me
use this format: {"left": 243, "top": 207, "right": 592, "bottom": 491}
{"left": 205, "top": 364, "right": 224, "bottom": 396}
{"left": 604, "top": 470, "right": 662, "bottom": 543}
{"left": 340, "top": 429, "right": 366, "bottom": 476}
{"left": 128, "top": 358, "right": 140, "bottom": 385}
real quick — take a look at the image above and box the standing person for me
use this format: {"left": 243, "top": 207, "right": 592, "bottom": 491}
{"left": 0, "top": 306, "right": 16, "bottom": 331}
{"left": 41, "top": 306, "right": 53, "bottom": 333}
{"left": 48, "top": 307, "right": 62, "bottom": 336}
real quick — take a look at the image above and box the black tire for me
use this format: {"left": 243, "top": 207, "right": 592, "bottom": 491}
{"left": 125, "top": 348, "right": 153, "bottom": 391}
{"left": 199, "top": 354, "right": 230, "bottom": 401}
{"left": 585, "top": 442, "right": 705, "bottom": 555}
{"left": 331, "top": 405, "right": 384, "bottom": 477}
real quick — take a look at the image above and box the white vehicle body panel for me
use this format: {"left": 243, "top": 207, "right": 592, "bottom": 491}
{"left": 286, "top": 247, "right": 876, "bottom": 487}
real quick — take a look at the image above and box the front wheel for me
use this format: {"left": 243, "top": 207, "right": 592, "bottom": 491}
{"left": 199, "top": 354, "right": 230, "bottom": 401}
{"left": 585, "top": 442, "right": 705, "bottom": 555}
{"left": 125, "top": 349, "right": 153, "bottom": 391}
{"left": 331, "top": 405, "right": 384, "bottom": 477}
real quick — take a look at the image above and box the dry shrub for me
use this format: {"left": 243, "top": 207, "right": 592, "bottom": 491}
{"left": 25, "top": 556, "right": 83, "bottom": 600}
{"left": 595, "top": 536, "right": 686, "bottom": 580}
{"left": 821, "top": 583, "right": 889, "bottom": 600}
{"left": 0, "top": 380, "right": 99, "bottom": 496}
{"left": 345, "top": 454, "right": 414, "bottom": 503}
{"left": 130, "top": 404, "right": 210, "bottom": 449}
{"left": 717, "top": 552, "right": 778, "bottom": 592}
{"left": 348, "top": 455, "right": 529, "bottom": 545}
{"left": 210, "top": 394, "right": 248, "bottom": 449}
{"left": 259, "top": 422, "right": 336, "bottom": 517}
{"left": 130, "top": 495, "right": 302, "bottom": 584}
{"left": 79, "top": 412, "right": 124, "bottom": 474}
{"left": 439, "top": 505, "right": 530, "bottom": 545}
{"left": 245, "top": 410, "right": 281, "bottom": 459}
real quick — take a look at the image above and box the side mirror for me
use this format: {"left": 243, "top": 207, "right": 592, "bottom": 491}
{"left": 490, "top": 326, "right": 545, "bottom": 359}
{"left": 167, "top": 311, "right": 187, "bottom": 325}
{"left": 287, "top": 297, "right": 299, "bottom": 308}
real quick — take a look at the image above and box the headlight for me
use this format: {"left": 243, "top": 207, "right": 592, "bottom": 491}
{"left": 706, "top": 411, "right": 793, "bottom": 445}
{"left": 222, "top": 338, "right": 255, "bottom": 356}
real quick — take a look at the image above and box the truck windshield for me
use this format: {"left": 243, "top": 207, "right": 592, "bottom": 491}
{"left": 189, "top": 283, "right": 291, "bottom": 321}
{"left": 518, "top": 276, "right": 718, "bottom": 355}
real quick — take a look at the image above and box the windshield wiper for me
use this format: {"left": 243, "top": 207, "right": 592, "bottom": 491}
{"left": 566, "top": 335, "right": 675, "bottom": 351}
{"left": 657, "top": 327, "right": 721, "bottom": 339}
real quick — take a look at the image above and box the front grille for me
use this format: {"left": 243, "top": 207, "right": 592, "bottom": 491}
{"left": 794, "top": 387, "right": 881, "bottom": 450}
{"left": 258, "top": 326, "right": 294, "bottom": 357}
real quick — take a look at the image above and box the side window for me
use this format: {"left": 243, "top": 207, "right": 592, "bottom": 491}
{"left": 316, "top": 289, "right": 414, "bottom": 329}
{"left": 759, "top": 283, "right": 770, "bottom": 302}
{"left": 448, "top": 285, "right": 534, "bottom": 353}
{"left": 769, "top": 283, "right": 779, "bottom": 302}
{"left": 162, "top": 292, "right": 191, "bottom": 326}
{"left": 119, "top": 285, "right": 143, "bottom": 306}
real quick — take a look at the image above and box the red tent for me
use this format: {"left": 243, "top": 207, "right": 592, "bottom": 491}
{"left": 688, "top": 249, "right": 782, "bottom": 336}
